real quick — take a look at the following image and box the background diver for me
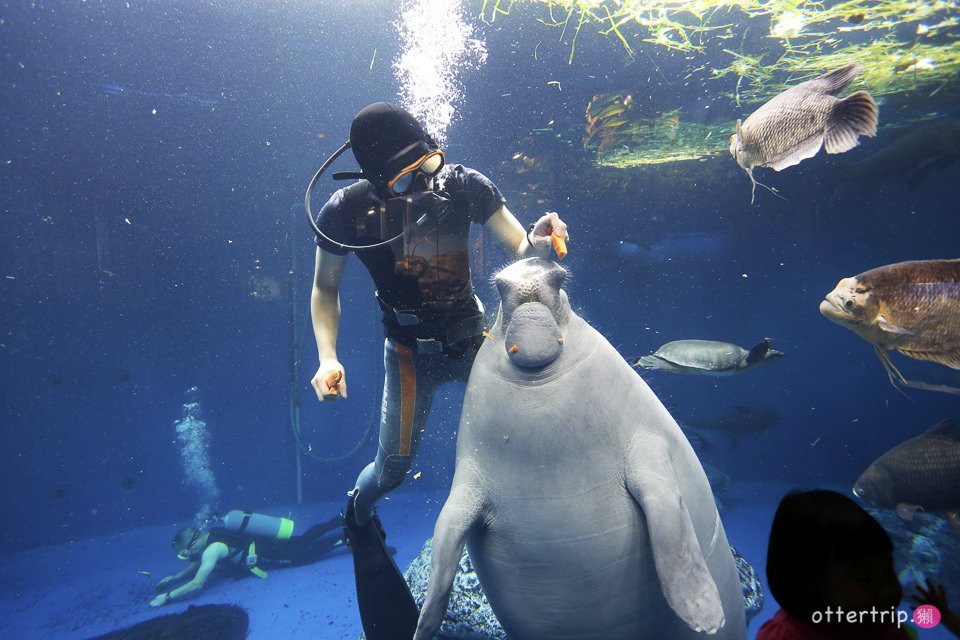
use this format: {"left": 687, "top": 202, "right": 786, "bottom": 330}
{"left": 307, "top": 101, "right": 569, "bottom": 639}
{"left": 150, "top": 511, "right": 343, "bottom": 607}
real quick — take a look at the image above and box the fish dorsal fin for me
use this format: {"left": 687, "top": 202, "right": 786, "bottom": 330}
{"left": 877, "top": 314, "right": 912, "bottom": 335}
{"left": 923, "top": 418, "right": 959, "bottom": 440}
{"left": 735, "top": 118, "right": 743, "bottom": 141}
{"left": 805, "top": 63, "right": 864, "bottom": 96}
{"left": 745, "top": 338, "right": 770, "bottom": 366}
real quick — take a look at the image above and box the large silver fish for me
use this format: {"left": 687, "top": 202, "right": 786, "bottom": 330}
{"left": 854, "top": 418, "right": 960, "bottom": 525}
{"left": 729, "top": 63, "right": 879, "bottom": 202}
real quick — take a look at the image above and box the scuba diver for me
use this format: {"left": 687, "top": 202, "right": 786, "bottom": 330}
{"left": 149, "top": 511, "right": 343, "bottom": 607}
{"left": 306, "top": 102, "right": 569, "bottom": 639}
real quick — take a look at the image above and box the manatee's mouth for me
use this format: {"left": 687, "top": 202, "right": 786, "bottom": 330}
{"left": 503, "top": 301, "right": 564, "bottom": 369}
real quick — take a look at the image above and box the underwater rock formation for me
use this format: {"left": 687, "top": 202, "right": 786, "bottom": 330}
{"left": 399, "top": 539, "right": 764, "bottom": 640}
{"left": 87, "top": 604, "right": 248, "bottom": 640}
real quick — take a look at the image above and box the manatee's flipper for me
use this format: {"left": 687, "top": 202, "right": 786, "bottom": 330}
{"left": 625, "top": 433, "right": 725, "bottom": 634}
{"left": 414, "top": 481, "right": 486, "bottom": 640}
{"left": 744, "top": 338, "right": 770, "bottom": 367}
{"left": 344, "top": 492, "right": 419, "bottom": 640}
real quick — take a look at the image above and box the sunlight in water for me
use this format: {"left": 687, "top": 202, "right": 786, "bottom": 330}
{"left": 393, "top": 0, "right": 487, "bottom": 146}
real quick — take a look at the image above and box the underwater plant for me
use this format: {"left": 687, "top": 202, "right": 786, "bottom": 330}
{"left": 488, "top": 0, "right": 960, "bottom": 166}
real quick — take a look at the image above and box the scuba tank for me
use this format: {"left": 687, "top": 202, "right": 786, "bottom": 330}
{"left": 220, "top": 510, "right": 295, "bottom": 540}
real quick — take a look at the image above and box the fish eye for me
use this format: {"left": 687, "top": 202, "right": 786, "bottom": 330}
{"left": 844, "top": 299, "right": 855, "bottom": 310}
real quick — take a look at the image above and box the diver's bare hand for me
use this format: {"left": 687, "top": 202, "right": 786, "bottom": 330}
{"left": 312, "top": 363, "right": 347, "bottom": 401}
{"left": 149, "top": 593, "right": 170, "bottom": 608}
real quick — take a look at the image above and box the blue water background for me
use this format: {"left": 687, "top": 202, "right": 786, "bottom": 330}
{"left": 1, "top": 0, "right": 958, "bottom": 636}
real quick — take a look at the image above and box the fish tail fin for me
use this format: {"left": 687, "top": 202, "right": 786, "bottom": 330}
{"left": 811, "top": 63, "right": 865, "bottom": 95}
{"left": 825, "top": 91, "right": 879, "bottom": 153}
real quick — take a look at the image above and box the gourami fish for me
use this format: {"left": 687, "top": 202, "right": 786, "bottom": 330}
{"left": 729, "top": 63, "right": 878, "bottom": 202}
{"left": 854, "top": 418, "right": 960, "bottom": 528}
{"left": 820, "top": 259, "right": 960, "bottom": 394}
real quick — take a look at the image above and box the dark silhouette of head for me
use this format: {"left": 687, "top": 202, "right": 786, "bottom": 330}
{"left": 766, "top": 489, "right": 902, "bottom": 624}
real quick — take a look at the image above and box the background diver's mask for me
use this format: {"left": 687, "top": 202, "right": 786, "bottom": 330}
{"left": 174, "top": 530, "right": 202, "bottom": 561}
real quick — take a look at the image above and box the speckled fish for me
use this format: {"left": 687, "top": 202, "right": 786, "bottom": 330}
{"left": 820, "top": 259, "right": 960, "bottom": 394}
{"left": 854, "top": 418, "right": 960, "bottom": 524}
{"left": 729, "top": 63, "right": 878, "bottom": 202}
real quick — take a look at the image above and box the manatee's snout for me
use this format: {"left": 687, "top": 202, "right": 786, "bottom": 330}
{"left": 504, "top": 302, "right": 563, "bottom": 368}
{"left": 494, "top": 258, "right": 570, "bottom": 369}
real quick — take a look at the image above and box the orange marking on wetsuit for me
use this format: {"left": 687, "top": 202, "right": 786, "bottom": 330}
{"left": 508, "top": 345, "right": 519, "bottom": 353}
{"left": 396, "top": 344, "right": 416, "bottom": 456}
{"left": 324, "top": 370, "right": 342, "bottom": 394}
{"left": 557, "top": 337, "right": 565, "bottom": 344}
{"left": 482, "top": 331, "right": 493, "bottom": 340}
{"left": 551, "top": 232, "right": 568, "bottom": 260}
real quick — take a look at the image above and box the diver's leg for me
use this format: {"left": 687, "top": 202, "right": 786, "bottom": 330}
{"left": 344, "top": 338, "right": 439, "bottom": 640}
{"left": 352, "top": 338, "right": 438, "bottom": 525}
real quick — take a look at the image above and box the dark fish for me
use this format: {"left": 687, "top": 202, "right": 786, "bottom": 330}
{"left": 854, "top": 418, "right": 960, "bottom": 522}
{"left": 837, "top": 117, "right": 960, "bottom": 194}
{"left": 729, "top": 63, "right": 878, "bottom": 202}
{"left": 820, "top": 259, "right": 960, "bottom": 394}
{"left": 686, "top": 406, "right": 780, "bottom": 437}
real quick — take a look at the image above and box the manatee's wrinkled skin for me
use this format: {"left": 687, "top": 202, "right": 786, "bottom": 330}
{"left": 413, "top": 258, "right": 747, "bottom": 640}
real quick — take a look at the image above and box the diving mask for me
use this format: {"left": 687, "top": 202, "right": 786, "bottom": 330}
{"left": 174, "top": 530, "right": 201, "bottom": 560}
{"left": 387, "top": 150, "right": 445, "bottom": 196}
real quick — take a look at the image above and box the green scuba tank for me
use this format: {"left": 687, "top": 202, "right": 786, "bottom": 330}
{"left": 221, "top": 510, "right": 294, "bottom": 540}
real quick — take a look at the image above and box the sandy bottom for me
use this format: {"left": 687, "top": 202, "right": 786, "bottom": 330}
{"left": 0, "top": 482, "right": 952, "bottom": 639}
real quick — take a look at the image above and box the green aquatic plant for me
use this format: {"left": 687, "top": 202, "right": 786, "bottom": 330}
{"left": 504, "top": 0, "right": 958, "bottom": 167}
{"left": 513, "top": 0, "right": 960, "bottom": 101}
{"left": 592, "top": 118, "right": 731, "bottom": 167}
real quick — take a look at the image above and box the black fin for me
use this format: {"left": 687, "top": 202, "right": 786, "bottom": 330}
{"left": 825, "top": 91, "right": 879, "bottom": 154}
{"left": 807, "top": 63, "right": 864, "bottom": 95}
{"left": 906, "top": 155, "right": 957, "bottom": 189}
{"left": 923, "top": 418, "right": 959, "bottom": 440}
{"left": 343, "top": 495, "right": 419, "bottom": 640}
{"left": 745, "top": 339, "right": 771, "bottom": 366}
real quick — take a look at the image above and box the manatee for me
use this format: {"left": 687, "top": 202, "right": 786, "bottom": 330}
{"left": 634, "top": 338, "right": 783, "bottom": 375}
{"left": 413, "top": 257, "right": 747, "bottom": 640}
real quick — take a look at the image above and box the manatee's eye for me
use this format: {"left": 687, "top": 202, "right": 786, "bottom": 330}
{"left": 844, "top": 299, "right": 855, "bottom": 310}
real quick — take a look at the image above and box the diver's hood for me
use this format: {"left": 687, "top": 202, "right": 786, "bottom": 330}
{"left": 349, "top": 102, "right": 439, "bottom": 193}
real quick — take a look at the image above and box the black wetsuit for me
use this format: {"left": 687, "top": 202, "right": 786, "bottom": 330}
{"left": 315, "top": 164, "right": 505, "bottom": 523}
{"left": 206, "top": 517, "right": 341, "bottom": 572}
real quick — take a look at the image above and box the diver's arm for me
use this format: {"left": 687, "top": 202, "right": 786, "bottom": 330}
{"left": 484, "top": 205, "right": 568, "bottom": 259}
{"left": 150, "top": 543, "right": 228, "bottom": 607}
{"left": 310, "top": 247, "right": 348, "bottom": 400}
{"left": 156, "top": 561, "right": 199, "bottom": 590}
